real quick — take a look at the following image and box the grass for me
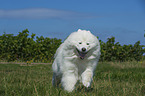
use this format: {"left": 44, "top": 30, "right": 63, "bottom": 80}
{"left": 0, "top": 61, "right": 145, "bottom": 96}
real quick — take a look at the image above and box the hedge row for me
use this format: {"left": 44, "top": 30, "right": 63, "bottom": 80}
{"left": 99, "top": 37, "right": 145, "bottom": 61}
{"left": 0, "top": 29, "right": 144, "bottom": 62}
{"left": 0, "top": 29, "right": 61, "bottom": 62}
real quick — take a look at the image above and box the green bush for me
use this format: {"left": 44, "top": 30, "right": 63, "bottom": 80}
{"left": 0, "top": 29, "right": 144, "bottom": 62}
{"left": 99, "top": 37, "right": 145, "bottom": 62}
{"left": 0, "top": 29, "right": 61, "bottom": 62}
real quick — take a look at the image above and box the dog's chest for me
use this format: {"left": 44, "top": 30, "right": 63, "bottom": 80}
{"left": 75, "top": 59, "right": 88, "bottom": 74}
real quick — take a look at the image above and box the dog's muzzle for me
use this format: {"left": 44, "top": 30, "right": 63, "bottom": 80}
{"left": 76, "top": 47, "right": 87, "bottom": 59}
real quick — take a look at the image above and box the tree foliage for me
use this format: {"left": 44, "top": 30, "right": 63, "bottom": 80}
{"left": 0, "top": 29, "right": 61, "bottom": 62}
{"left": 99, "top": 37, "right": 145, "bottom": 62}
{"left": 0, "top": 29, "right": 144, "bottom": 62}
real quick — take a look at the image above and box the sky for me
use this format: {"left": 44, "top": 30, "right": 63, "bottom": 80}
{"left": 0, "top": 0, "right": 145, "bottom": 45}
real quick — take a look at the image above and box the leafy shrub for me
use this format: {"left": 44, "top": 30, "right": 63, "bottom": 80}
{"left": 99, "top": 37, "right": 145, "bottom": 62}
{"left": 0, "top": 29, "right": 61, "bottom": 62}
{"left": 0, "top": 29, "right": 144, "bottom": 62}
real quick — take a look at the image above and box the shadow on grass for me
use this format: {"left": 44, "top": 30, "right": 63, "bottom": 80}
{"left": 0, "top": 90, "right": 5, "bottom": 96}
{"left": 76, "top": 85, "right": 94, "bottom": 92}
{"left": 141, "top": 85, "right": 145, "bottom": 95}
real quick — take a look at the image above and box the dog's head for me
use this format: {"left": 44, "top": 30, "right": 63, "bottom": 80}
{"left": 65, "top": 29, "right": 100, "bottom": 59}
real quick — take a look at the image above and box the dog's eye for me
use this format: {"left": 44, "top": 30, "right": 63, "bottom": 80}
{"left": 79, "top": 42, "right": 82, "bottom": 44}
{"left": 86, "top": 43, "right": 89, "bottom": 45}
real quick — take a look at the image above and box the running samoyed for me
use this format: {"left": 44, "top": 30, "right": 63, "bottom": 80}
{"left": 52, "top": 29, "right": 101, "bottom": 92}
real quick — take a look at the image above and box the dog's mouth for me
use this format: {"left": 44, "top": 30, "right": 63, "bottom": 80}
{"left": 76, "top": 48, "right": 88, "bottom": 60}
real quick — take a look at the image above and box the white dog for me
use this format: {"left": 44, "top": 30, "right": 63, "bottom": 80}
{"left": 52, "top": 29, "right": 101, "bottom": 92}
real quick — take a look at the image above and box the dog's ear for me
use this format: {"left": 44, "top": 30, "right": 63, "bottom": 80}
{"left": 78, "top": 29, "right": 82, "bottom": 31}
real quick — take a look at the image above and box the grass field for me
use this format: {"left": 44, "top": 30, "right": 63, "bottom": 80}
{"left": 0, "top": 61, "right": 145, "bottom": 96}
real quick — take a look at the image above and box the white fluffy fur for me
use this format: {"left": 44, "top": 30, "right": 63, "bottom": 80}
{"left": 52, "top": 29, "right": 101, "bottom": 92}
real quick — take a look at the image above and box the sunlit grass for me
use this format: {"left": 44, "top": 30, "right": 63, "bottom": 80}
{"left": 0, "top": 61, "right": 145, "bottom": 96}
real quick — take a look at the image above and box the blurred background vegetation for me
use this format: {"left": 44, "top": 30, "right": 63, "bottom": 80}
{"left": 0, "top": 29, "right": 145, "bottom": 63}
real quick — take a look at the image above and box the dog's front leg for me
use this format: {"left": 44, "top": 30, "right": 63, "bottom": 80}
{"left": 81, "top": 68, "right": 93, "bottom": 88}
{"left": 61, "top": 70, "right": 78, "bottom": 92}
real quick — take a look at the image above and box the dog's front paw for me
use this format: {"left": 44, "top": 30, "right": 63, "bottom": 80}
{"left": 83, "top": 81, "right": 91, "bottom": 88}
{"left": 82, "top": 78, "right": 91, "bottom": 88}
{"left": 81, "top": 69, "right": 93, "bottom": 88}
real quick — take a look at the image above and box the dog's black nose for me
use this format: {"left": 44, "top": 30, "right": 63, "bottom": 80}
{"left": 82, "top": 47, "right": 86, "bottom": 52}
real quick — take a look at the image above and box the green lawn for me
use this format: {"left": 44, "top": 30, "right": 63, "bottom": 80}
{"left": 0, "top": 61, "right": 145, "bottom": 96}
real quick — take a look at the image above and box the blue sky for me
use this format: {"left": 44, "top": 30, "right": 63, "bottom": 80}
{"left": 0, "top": 0, "right": 145, "bottom": 45}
